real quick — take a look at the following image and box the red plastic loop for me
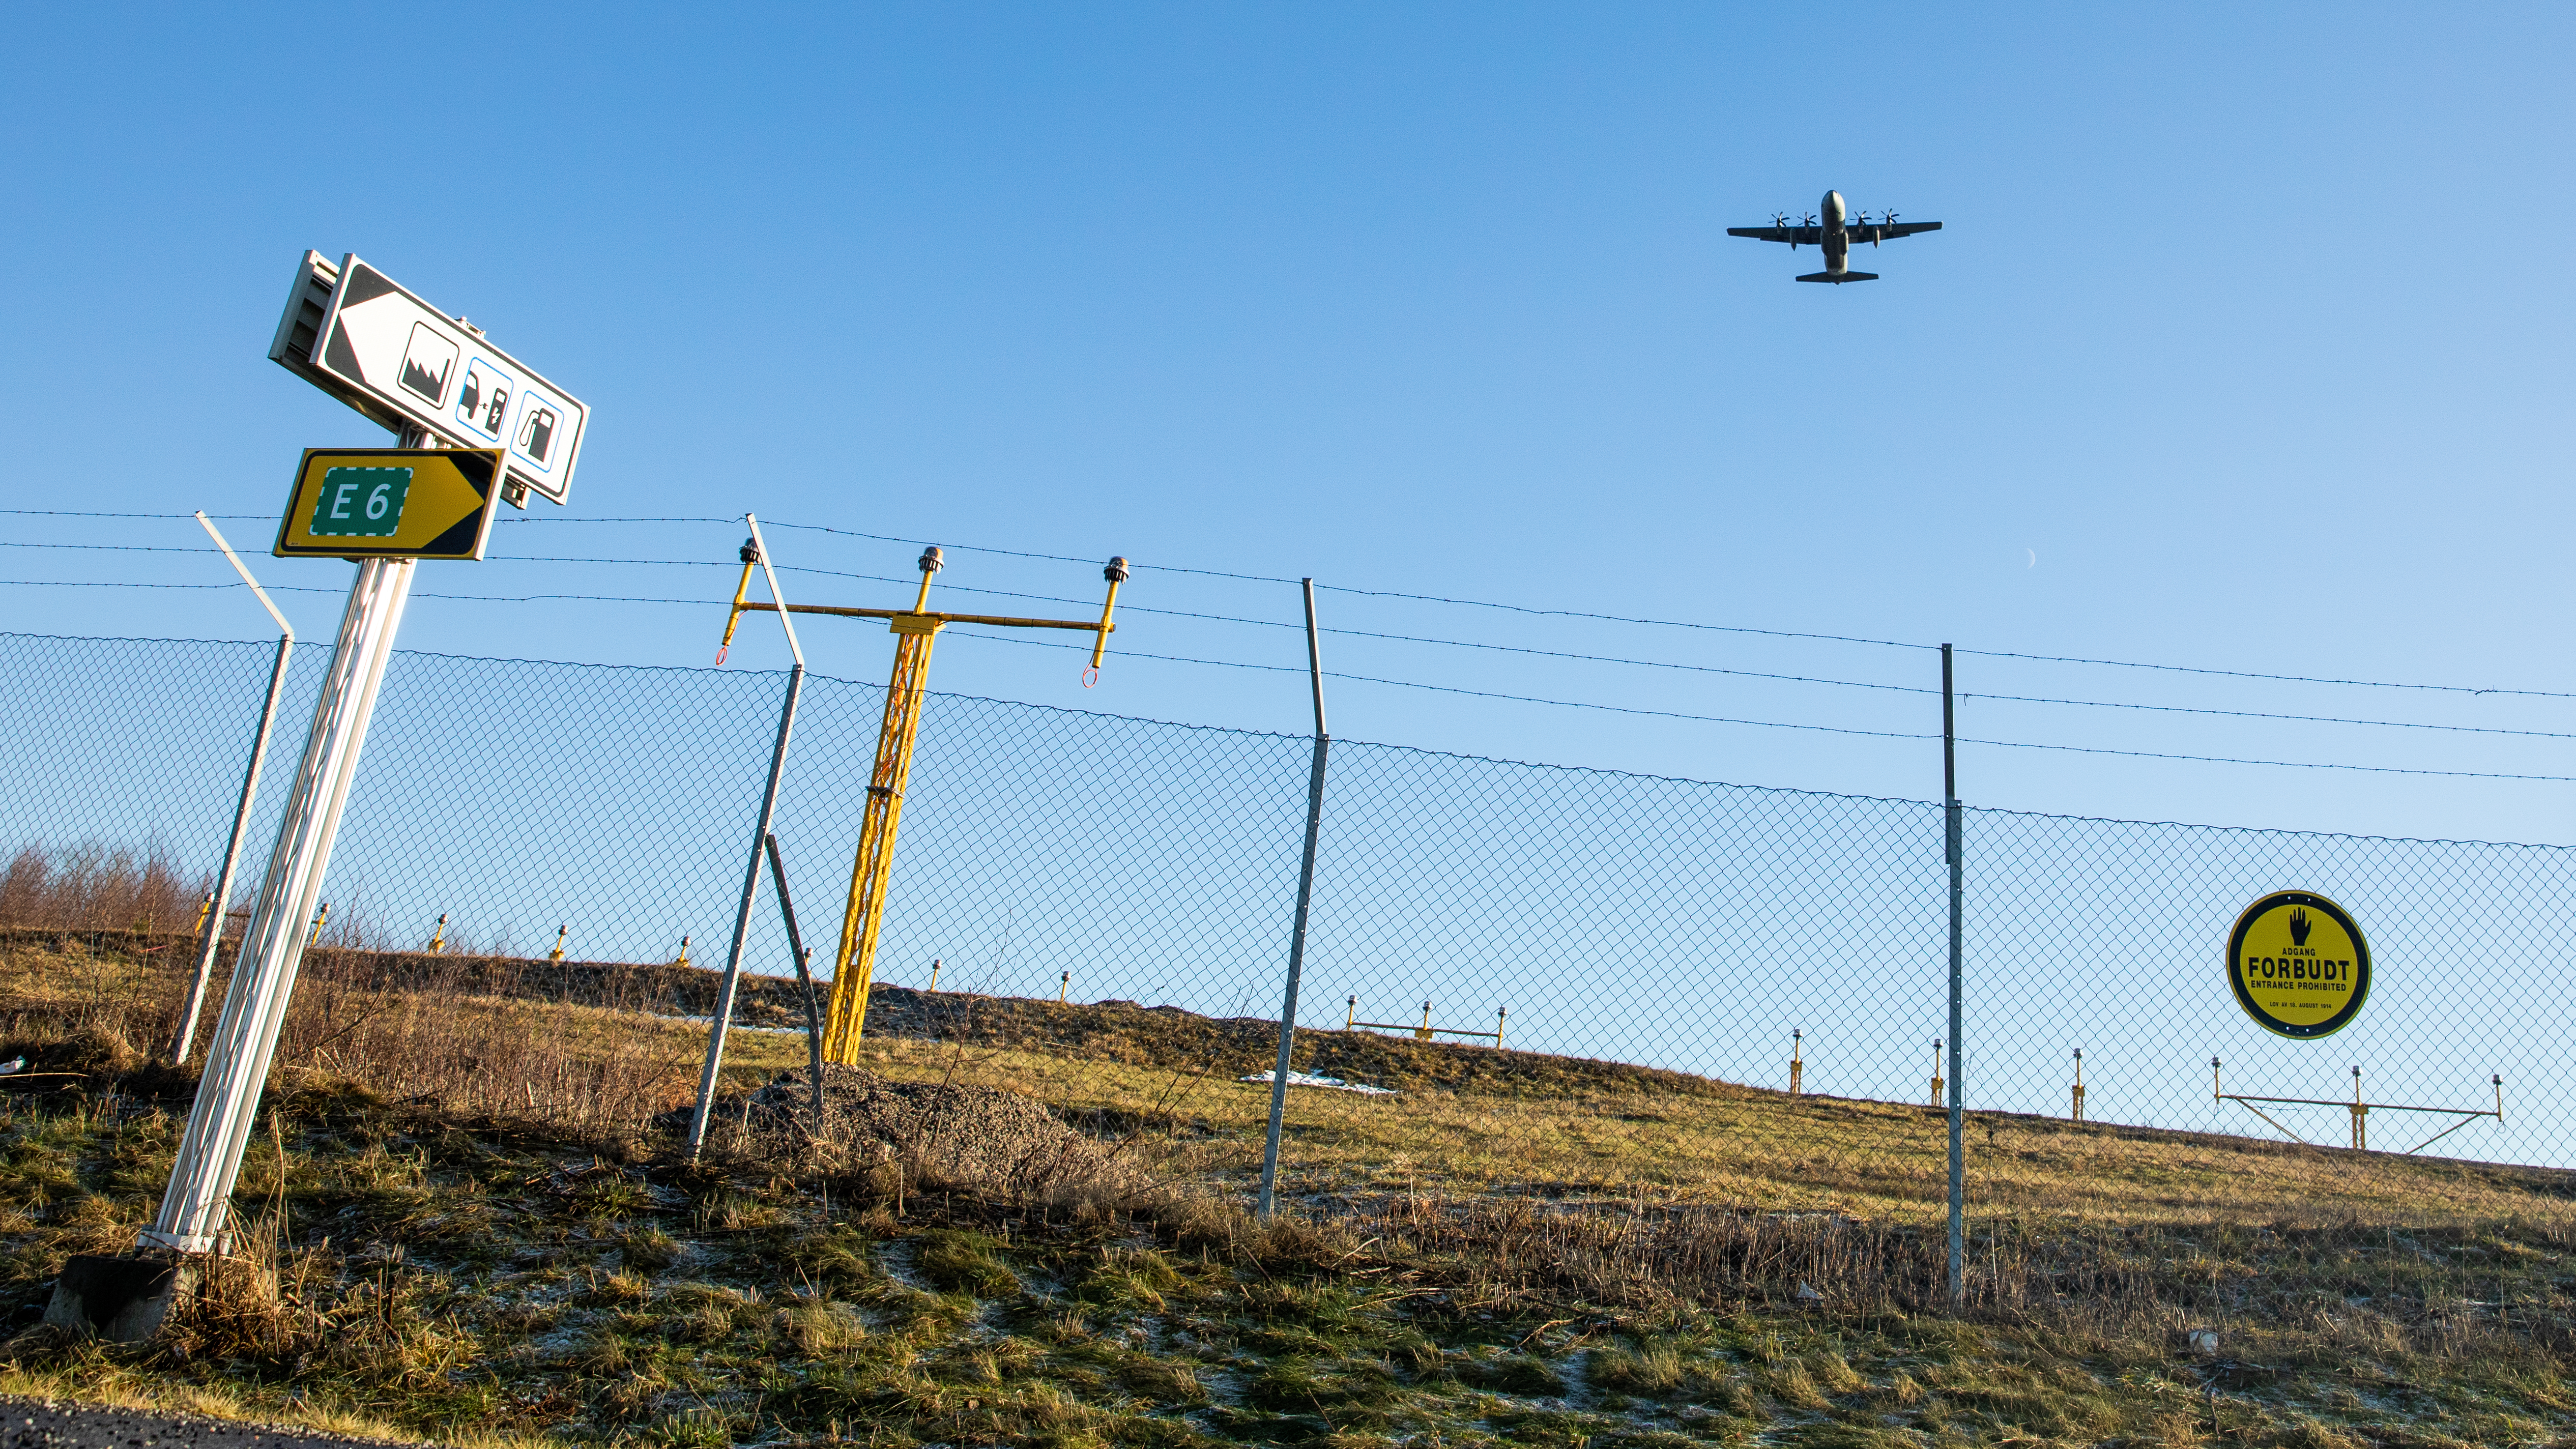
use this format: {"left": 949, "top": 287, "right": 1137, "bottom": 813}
{"left": 1082, "top": 665, "right": 1101, "bottom": 689}
{"left": 714, "top": 645, "right": 730, "bottom": 667}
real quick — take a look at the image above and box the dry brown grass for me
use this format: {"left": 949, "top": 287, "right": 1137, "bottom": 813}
{"left": 0, "top": 931, "right": 704, "bottom": 1143}
{"left": 1265, "top": 1073, "right": 2576, "bottom": 1228}
{"left": 4, "top": 915, "right": 2573, "bottom": 1257}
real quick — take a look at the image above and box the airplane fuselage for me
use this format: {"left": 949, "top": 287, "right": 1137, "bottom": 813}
{"left": 1817, "top": 190, "right": 1851, "bottom": 274}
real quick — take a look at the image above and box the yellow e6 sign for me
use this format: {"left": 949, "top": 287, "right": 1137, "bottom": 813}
{"left": 274, "top": 448, "right": 502, "bottom": 560}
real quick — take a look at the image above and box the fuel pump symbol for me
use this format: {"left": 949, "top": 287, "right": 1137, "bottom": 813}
{"left": 515, "top": 403, "right": 559, "bottom": 463}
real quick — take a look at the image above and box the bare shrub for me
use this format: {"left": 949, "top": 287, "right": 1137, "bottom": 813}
{"left": 0, "top": 843, "right": 207, "bottom": 935}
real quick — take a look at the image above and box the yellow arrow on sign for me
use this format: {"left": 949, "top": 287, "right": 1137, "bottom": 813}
{"left": 274, "top": 448, "right": 502, "bottom": 560}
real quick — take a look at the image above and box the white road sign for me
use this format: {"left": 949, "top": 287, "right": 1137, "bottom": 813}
{"left": 269, "top": 252, "right": 588, "bottom": 506}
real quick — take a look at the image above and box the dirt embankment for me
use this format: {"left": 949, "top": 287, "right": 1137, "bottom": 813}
{"left": 859, "top": 986, "right": 1731, "bottom": 1099}
{"left": 0, "top": 925, "right": 821, "bottom": 1023}
{"left": 0, "top": 926, "right": 1729, "bottom": 1103}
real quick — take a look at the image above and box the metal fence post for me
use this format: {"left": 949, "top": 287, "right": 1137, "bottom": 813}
{"left": 1943, "top": 642, "right": 1965, "bottom": 1308}
{"left": 689, "top": 515, "right": 807, "bottom": 1157}
{"left": 1257, "top": 578, "right": 1331, "bottom": 1219}
{"left": 171, "top": 514, "right": 297, "bottom": 1065}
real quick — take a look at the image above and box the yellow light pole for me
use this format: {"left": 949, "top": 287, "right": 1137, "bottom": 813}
{"left": 719, "top": 545, "right": 1128, "bottom": 1062}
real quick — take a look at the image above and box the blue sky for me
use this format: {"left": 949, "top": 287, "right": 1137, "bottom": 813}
{"left": 5, "top": 3, "right": 2573, "bottom": 844}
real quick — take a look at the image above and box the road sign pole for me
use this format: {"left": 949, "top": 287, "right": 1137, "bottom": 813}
{"left": 171, "top": 516, "right": 298, "bottom": 1065}
{"left": 1942, "top": 643, "right": 1965, "bottom": 1308}
{"left": 142, "top": 451, "right": 423, "bottom": 1255}
{"left": 1257, "top": 578, "right": 1331, "bottom": 1220}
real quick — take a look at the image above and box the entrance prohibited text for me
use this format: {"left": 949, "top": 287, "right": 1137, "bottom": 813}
{"left": 2227, "top": 889, "right": 2372, "bottom": 1039}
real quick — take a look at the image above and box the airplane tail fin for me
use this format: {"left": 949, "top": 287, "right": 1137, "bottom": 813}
{"left": 1797, "top": 271, "right": 1878, "bottom": 283}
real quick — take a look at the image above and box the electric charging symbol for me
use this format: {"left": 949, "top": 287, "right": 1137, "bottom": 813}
{"left": 455, "top": 359, "right": 511, "bottom": 439}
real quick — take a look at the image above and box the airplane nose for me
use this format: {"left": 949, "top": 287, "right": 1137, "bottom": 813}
{"left": 1824, "top": 190, "right": 1844, "bottom": 219}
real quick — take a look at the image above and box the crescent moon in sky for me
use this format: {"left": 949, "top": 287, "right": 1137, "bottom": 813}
{"left": 2027, "top": 548, "right": 2037, "bottom": 569}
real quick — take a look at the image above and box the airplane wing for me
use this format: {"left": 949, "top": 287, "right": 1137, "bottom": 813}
{"left": 1726, "top": 226, "right": 1823, "bottom": 245}
{"left": 1845, "top": 220, "right": 1944, "bottom": 243}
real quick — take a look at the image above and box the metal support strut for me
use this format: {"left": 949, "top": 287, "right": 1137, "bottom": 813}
{"left": 687, "top": 518, "right": 805, "bottom": 1157}
{"left": 819, "top": 550, "right": 943, "bottom": 1061}
{"left": 2212, "top": 1058, "right": 2503, "bottom": 1155}
{"left": 169, "top": 513, "right": 296, "bottom": 1065}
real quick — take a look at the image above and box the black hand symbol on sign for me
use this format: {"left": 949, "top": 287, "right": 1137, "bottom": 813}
{"left": 2288, "top": 907, "right": 2312, "bottom": 947}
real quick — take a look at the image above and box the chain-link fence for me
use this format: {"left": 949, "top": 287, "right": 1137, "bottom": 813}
{"left": 1, "top": 629, "right": 2567, "bottom": 1224}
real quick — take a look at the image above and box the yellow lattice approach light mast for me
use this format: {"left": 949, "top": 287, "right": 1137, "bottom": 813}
{"left": 718, "top": 543, "right": 1130, "bottom": 1063}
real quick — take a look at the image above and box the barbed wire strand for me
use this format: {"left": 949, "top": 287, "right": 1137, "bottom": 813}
{"left": 957, "top": 629, "right": 2576, "bottom": 783}
{"left": 11, "top": 569, "right": 2576, "bottom": 744}
{"left": 8, "top": 525, "right": 2576, "bottom": 703}
{"left": 0, "top": 571, "right": 2559, "bottom": 760}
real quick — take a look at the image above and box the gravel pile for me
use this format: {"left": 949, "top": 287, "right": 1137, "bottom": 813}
{"left": 720, "top": 1065, "right": 1143, "bottom": 1200}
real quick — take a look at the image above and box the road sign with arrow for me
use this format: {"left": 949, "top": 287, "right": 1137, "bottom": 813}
{"left": 273, "top": 448, "right": 503, "bottom": 560}
{"left": 269, "top": 252, "right": 588, "bottom": 506}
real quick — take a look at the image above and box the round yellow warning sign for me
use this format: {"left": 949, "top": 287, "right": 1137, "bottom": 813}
{"left": 2226, "top": 890, "right": 2370, "bottom": 1039}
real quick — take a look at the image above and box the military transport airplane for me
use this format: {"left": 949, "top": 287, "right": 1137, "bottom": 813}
{"left": 1728, "top": 190, "right": 1941, "bottom": 283}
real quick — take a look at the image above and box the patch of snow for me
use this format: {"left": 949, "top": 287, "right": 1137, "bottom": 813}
{"left": 652, "top": 1014, "right": 807, "bottom": 1035}
{"left": 1237, "top": 1069, "right": 1396, "bottom": 1095}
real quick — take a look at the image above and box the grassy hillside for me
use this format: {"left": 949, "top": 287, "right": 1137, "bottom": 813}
{"left": 0, "top": 930, "right": 2573, "bottom": 1447}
